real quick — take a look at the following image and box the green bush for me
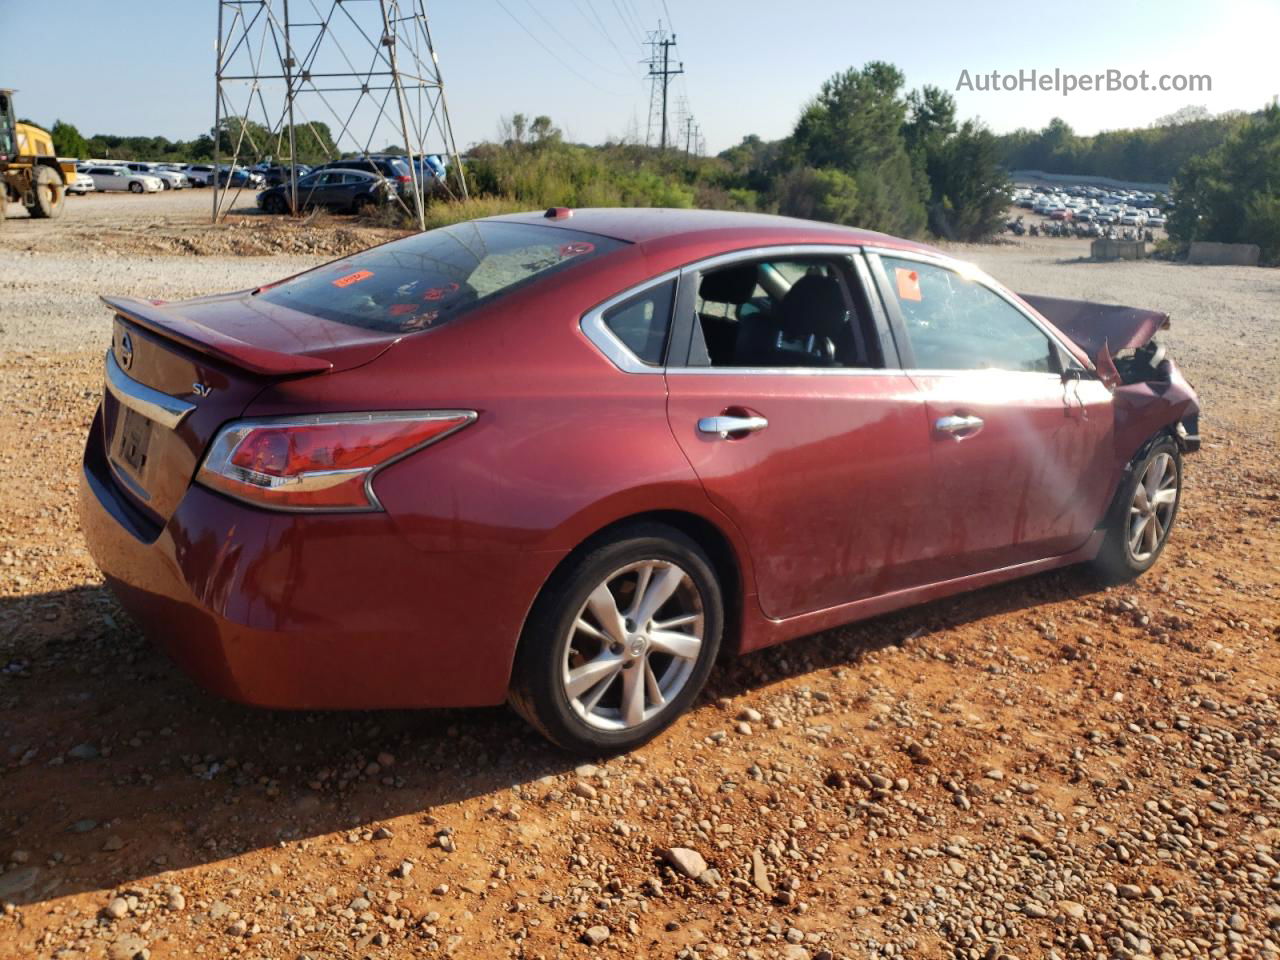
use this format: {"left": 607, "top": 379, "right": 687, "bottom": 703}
{"left": 1168, "top": 104, "right": 1280, "bottom": 264}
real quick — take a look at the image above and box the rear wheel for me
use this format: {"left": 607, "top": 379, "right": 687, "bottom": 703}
{"left": 27, "top": 165, "right": 65, "bottom": 218}
{"left": 509, "top": 524, "right": 723, "bottom": 755}
{"left": 1093, "top": 437, "right": 1181, "bottom": 583}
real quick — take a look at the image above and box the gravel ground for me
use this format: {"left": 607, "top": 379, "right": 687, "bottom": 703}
{"left": 1, "top": 202, "right": 1277, "bottom": 960}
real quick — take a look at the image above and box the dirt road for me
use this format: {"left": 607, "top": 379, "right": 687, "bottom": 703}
{"left": 1, "top": 201, "right": 1277, "bottom": 960}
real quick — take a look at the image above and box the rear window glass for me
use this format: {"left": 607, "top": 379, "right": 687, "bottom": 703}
{"left": 258, "top": 221, "right": 624, "bottom": 332}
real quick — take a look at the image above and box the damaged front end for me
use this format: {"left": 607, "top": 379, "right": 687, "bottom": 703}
{"left": 1020, "top": 293, "right": 1201, "bottom": 456}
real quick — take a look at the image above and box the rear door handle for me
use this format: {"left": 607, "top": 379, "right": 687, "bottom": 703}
{"left": 934, "top": 414, "right": 984, "bottom": 439}
{"left": 698, "top": 415, "right": 769, "bottom": 439}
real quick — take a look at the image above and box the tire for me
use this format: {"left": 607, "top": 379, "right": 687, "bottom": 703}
{"left": 509, "top": 523, "right": 723, "bottom": 755}
{"left": 263, "top": 194, "right": 287, "bottom": 215}
{"left": 1093, "top": 436, "right": 1182, "bottom": 584}
{"left": 160, "top": 179, "right": 171, "bottom": 190}
{"left": 128, "top": 181, "right": 143, "bottom": 194}
{"left": 27, "top": 165, "right": 65, "bottom": 218}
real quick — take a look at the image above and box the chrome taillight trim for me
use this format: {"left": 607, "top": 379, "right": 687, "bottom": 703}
{"left": 195, "top": 410, "right": 477, "bottom": 513}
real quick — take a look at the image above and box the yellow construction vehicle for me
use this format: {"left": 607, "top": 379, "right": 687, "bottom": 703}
{"left": 1, "top": 88, "right": 76, "bottom": 222}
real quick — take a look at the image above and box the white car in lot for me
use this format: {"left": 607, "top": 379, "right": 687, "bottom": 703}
{"left": 67, "top": 171, "right": 96, "bottom": 195}
{"left": 181, "top": 163, "right": 216, "bottom": 186}
{"left": 123, "top": 161, "right": 188, "bottom": 190}
{"left": 80, "top": 165, "right": 163, "bottom": 194}
{"left": 1120, "top": 210, "right": 1147, "bottom": 226}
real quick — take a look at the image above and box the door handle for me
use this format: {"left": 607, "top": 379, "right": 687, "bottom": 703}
{"left": 697, "top": 415, "right": 769, "bottom": 439}
{"left": 934, "top": 414, "right": 984, "bottom": 439}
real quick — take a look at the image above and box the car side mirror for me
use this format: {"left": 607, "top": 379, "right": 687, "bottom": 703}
{"left": 1051, "top": 344, "right": 1079, "bottom": 382}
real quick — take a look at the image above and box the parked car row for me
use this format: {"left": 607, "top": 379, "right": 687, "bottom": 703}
{"left": 1012, "top": 184, "right": 1172, "bottom": 230}
{"left": 62, "top": 152, "right": 448, "bottom": 211}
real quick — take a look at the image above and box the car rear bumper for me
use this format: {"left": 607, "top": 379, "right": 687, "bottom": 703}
{"left": 79, "top": 410, "right": 559, "bottom": 710}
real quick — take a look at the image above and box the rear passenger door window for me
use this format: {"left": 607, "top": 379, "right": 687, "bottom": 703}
{"left": 601, "top": 280, "right": 675, "bottom": 366}
{"left": 878, "top": 256, "right": 1055, "bottom": 373}
{"left": 682, "top": 256, "right": 881, "bottom": 369}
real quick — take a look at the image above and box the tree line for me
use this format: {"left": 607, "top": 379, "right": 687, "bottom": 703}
{"left": 994, "top": 107, "right": 1252, "bottom": 185}
{"left": 47, "top": 117, "right": 340, "bottom": 166}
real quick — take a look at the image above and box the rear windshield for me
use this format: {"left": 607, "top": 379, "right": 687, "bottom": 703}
{"left": 258, "top": 221, "right": 623, "bottom": 332}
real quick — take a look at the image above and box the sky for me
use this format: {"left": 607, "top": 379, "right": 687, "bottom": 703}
{"left": 2, "top": 0, "right": 1277, "bottom": 156}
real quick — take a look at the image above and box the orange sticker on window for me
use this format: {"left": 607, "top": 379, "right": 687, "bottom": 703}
{"left": 422, "top": 282, "right": 459, "bottom": 301}
{"left": 387, "top": 303, "right": 419, "bottom": 316}
{"left": 332, "top": 270, "right": 373, "bottom": 288}
{"left": 895, "top": 267, "right": 922, "bottom": 301}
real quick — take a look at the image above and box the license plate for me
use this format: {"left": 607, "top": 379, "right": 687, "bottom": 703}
{"left": 115, "top": 408, "right": 153, "bottom": 474}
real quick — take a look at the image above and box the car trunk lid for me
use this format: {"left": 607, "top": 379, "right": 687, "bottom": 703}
{"left": 99, "top": 294, "right": 403, "bottom": 525}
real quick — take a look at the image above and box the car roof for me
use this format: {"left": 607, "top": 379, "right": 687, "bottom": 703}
{"left": 308, "top": 167, "right": 376, "bottom": 177}
{"left": 485, "top": 207, "right": 944, "bottom": 259}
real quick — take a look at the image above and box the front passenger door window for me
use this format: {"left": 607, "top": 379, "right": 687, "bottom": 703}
{"left": 879, "top": 257, "right": 1055, "bottom": 372}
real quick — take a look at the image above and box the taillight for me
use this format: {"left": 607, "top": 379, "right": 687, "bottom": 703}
{"left": 196, "top": 411, "right": 475, "bottom": 511}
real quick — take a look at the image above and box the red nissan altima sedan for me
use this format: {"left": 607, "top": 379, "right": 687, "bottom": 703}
{"left": 80, "top": 208, "right": 1200, "bottom": 753}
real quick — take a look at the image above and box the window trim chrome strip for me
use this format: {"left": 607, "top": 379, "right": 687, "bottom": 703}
{"left": 581, "top": 243, "right": 910, "bottom": 376}
{"left": 579, "top": 270, "right": 681, "bottom": 375}
{"left": 104, "top": 349, "right": 197, "bottom": 430}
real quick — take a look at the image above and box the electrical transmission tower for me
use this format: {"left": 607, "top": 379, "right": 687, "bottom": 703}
{"left": 213, "top": 0, "right": 467, "bottom": 228}
{"left": 643, "top": 26, "right": 682, "bottom": 150}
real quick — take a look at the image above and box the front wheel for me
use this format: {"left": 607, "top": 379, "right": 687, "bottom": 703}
{"left": 27, "top": 165, "right": 65, "bottom": 218}
{"left": 1093, "top": 437, "right": 1182, "bottom": 583}
{"left": 128, "top": 181, "right": 143, "bottom": 194}
{"left": 509, "top": 524, "right": 723, "bottom": 755}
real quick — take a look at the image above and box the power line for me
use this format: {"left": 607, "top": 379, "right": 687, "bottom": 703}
{"left": 610, "top": 0, "right": 643, "bottom": 45}
{"left": 491, "top": 0, "right": 628, "bottom": 95}
{"left": 520, "top": 0, "right": 633, "bottom": 79}
{"left": 582, "top": 0, "right": 641, "bottom": 78}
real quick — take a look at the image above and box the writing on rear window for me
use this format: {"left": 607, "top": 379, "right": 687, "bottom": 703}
{"left": 259, "top": 221, "right": 624, "bottom": 332}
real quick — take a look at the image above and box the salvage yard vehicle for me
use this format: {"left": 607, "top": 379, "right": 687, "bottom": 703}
{"left": 123, "top": 161, "right": 187, "bottom": 189}
{"left": 0, "top": 88, "right": 77, "bottom": 221}
{"left": 256, "top": 168, "right": 392, "bottom": 214}
{"left": 79, "top": 208, "right": 1200, "bottom": 754}
{"left": 67, "top": 171, "right": 96, "bottom": 195}
{"left": 180, "top": 163, "right": 216, "bottom": 186}
{"left": 81, "top": 165, "right": 163, "bottom": 193}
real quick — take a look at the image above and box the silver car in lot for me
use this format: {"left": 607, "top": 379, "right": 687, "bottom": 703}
{"left": 67, "top": 172, "right": 96, "bottom": 195}
{"left": 180, "top": 163, "right": 216, "bottom": 187}
{"left": 123, "top": 162, "right": 188, "bottom": 190}
{"left": 79, "top": 165, "right": 163, "bottom": 194}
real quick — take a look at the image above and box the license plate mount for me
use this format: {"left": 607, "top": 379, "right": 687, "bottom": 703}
{"left": 115, "top": 407, "right": 153, "bottom": 475}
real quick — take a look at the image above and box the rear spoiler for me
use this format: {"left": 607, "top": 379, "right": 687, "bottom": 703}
{"left": 102, "top": 295, "right": 333, "bottom": 377}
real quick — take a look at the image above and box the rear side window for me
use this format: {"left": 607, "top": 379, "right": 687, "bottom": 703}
{"left": 603, "top": 280, "right": 675, "bottom": 365}
{"left": 258, "top": 221, "right": 624, "bottom": 332}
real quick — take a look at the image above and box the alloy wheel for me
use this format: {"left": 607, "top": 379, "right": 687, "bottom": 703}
{"left": 561, "top": 559, "right": 704, "bottom": 731}
{"left": 1127, "top": 452, "right": 1178, "bottom": 561}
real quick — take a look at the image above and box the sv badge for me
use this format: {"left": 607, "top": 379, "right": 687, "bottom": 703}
{"left": 192, "top": 382, "right": 213, "bottom": 398}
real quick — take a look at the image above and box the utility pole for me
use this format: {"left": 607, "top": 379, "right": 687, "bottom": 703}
{"left": 684, "top": 114, "right": 694, "bottom": 155}
{"left": 644, "top": 27, "right": 682, "bottom": 151}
